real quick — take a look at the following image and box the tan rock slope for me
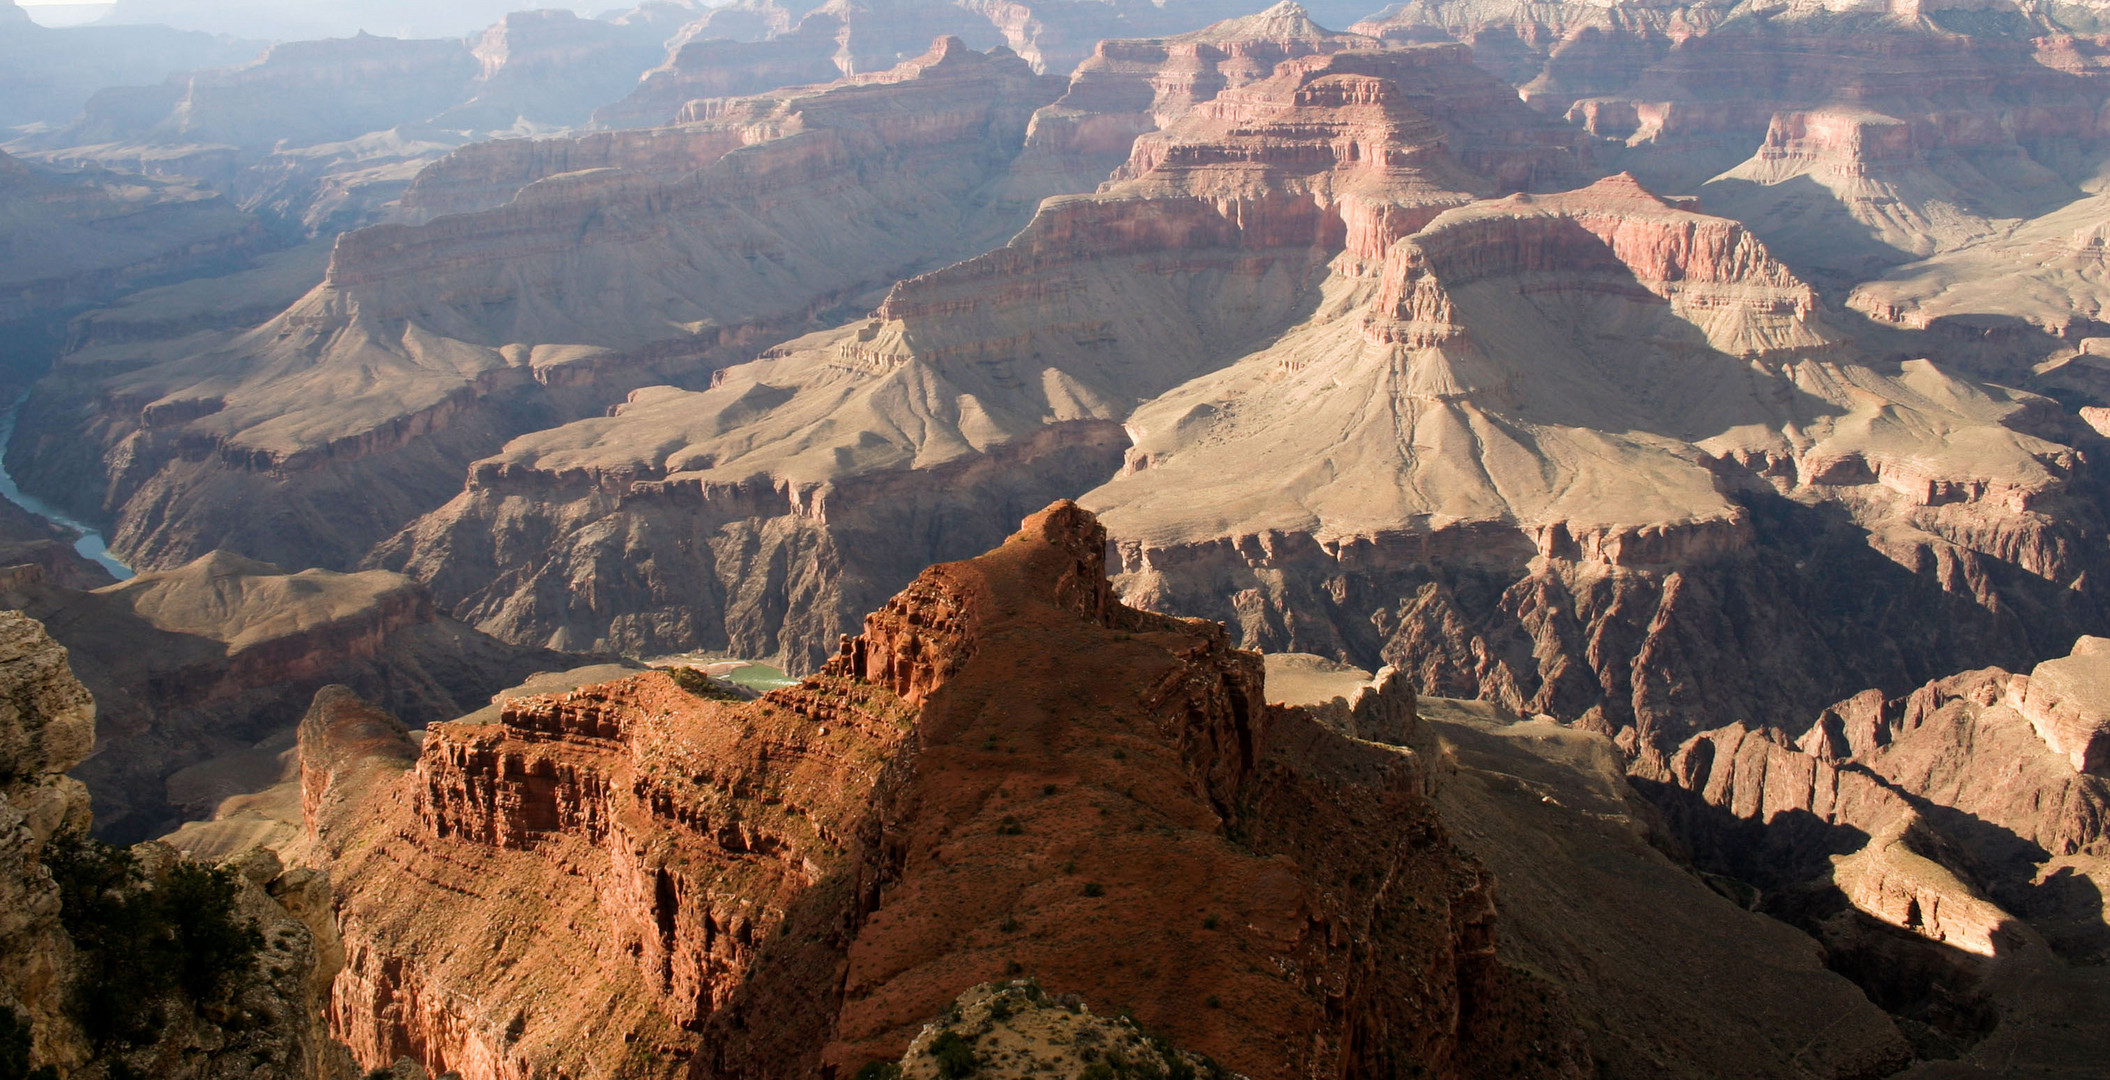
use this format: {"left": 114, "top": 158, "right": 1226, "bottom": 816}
{"left": 301, "top": 503, "right": 1593, "bottom": 1080}
{"left": 375, "top": 37, "right": 1584, "bottom": 663}
{"left": 11, "top": 39, "right": 1072, "bottom": 572}
{"left": 0, "top": 550, "right": 576, "bottom": 842}
{"left": 0, "top": 608, "right": 352, "bottom": 1079}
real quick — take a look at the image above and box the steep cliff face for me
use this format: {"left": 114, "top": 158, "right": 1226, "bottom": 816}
{"left": 0, "top": 609, "right": 352, "bottom": 1080}
{"left": 0, "top": 552, "right": 577, "bottom": 842}
{"left": 305, "top": 502, "right": 1587, "bottom": 1080}
{"left": 375, "top": 41, "right": 1584, "bottom": 666}
{"left": 13, "top": 39, "right": 1071, "bottom": 574}
{"left": 1007, "top": 1, "right": 1383, "bottom": 192}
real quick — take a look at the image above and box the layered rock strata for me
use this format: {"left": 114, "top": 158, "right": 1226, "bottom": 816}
{"left": 376, "top": 41, "right": 1585, "bottom": 664}
{"left": 0, "top": 150, "right": 266, "bottom": 379}
{"left": 1007, "top": 2, "right": 1385, "bottom": 196}
{"left": 13, "top": 39, "right": 1071, "bottom": 572}
{"left": 1083, "top": 172, "right": 2106, "bottom": 760}
{"left": 1352, "top": 0, "right": 2110, "bottom": 287}
{"left": 0, "top": 551, "right": 575, "bottom": 842}
{"left": 304, "top": 502, "right": 1590, "bottom": 1080}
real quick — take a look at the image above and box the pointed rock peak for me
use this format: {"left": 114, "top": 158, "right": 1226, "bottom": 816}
{"left": 1185, "top": 0, "right": 1341, "bottom": 42}
{"left": 1575, "top": 171, "right": 1679, "bottom": 208}
{"left": 915, "top": 34, "right": 976, "bottom": 67}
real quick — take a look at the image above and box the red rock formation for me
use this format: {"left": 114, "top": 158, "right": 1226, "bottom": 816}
{"left": 305, "top": 503, "right": 1588, "bottom": 1080}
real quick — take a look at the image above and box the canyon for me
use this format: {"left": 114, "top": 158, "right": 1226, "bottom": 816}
{"left": 2, "top": 0, "right": 2109, "bottom": 1074}
{"left": 371, "top": 29, "right": 1587, "bottom": 663}
{"left": 10, "top": 37, "right": 1078, "bottom": 573}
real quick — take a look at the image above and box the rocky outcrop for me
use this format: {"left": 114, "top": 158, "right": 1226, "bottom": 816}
{"left": 0, "top": 611, "right": 95, "bottom": 1069}
{"left": 1634, "top": 648, "right": 2110, "bottom": 1066}
{"left": 14, "top": 39, "right": 1075, "bottom": 574}
{"left": 0, "top": 608, "right": 353, "bottom": 1079}
{"left": 2017, "top": 637, "right": 2110, "bottom": 773}
{"left": 303, "top": 502, "right": 1589, "bottom": 1080}
{"left": 376, "top": 42, "right": 1584, "bottom": 668}
{"left": 0, "top": 551, "right": 579, "bottom": 842}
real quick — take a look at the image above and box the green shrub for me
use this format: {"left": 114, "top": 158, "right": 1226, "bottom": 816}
{"left": 851, "top": 1063, "right": 902, "bottom": 1080}
{"left": 42, "top": 832, "right": 263, "bottom": 1048}
{"left": 929, "top": 1031, "right": 976, "bottom": 1079}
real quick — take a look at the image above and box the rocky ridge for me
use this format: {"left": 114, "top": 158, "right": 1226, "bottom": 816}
{"left": 300, "top": 502, "right": 1591, "bottom": 1080}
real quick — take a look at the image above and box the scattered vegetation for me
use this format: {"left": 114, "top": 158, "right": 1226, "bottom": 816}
{"left": 43, "top": 832, "right": 263, "bottom": 1049}
{"left": 1083, "top": 882, "right": 1105, "bottom": 898}
{"left": 1201, "top": 915, "right": 1218, "bottom": 930}
{"left": 667, "top": 667, "right": 747, "bottom": 701}
{"left": 997, "top": 815, "right": 1023, "bottom": 836}
{"left": 852, "top": 1063, "right": 903, "bottom": 1080}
